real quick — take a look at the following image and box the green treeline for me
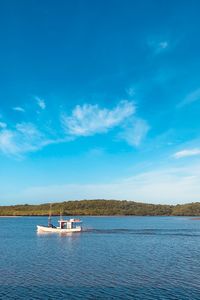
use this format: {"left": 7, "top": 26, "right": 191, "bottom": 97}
{"left": 1, "top": 199, "right": 200, "bottom": 216}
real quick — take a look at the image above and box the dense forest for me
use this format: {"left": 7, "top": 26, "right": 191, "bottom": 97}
{"left": 1, "top": 199, "right": 200, "bottom": 216}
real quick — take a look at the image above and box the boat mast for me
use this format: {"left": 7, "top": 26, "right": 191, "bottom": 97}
{"left": 48, "top": 204, "right": 52, "bottom": 227}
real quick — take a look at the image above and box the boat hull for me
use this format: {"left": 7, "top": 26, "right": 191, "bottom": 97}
{"left": 37, "top": 225, "right": 82, "bottom": 233}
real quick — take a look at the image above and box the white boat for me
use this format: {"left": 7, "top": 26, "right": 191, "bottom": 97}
{"left": 37, "top": 216, "right": 82, "bottom": 233}
{"left": 37, "top": 204, "right": 83, "bottom": 233}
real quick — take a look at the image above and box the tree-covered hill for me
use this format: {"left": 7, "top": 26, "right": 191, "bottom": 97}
{"left": 0, "top": 199, "right": 200, "bottom": 216}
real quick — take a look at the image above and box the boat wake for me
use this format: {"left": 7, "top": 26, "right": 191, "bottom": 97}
{"left": 83, "top": 228, "right": 200, "bottom": 237}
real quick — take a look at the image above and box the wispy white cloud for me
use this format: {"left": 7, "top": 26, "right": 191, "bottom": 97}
{"left": 13, "top": 107, "right": 25, "bottom": 113}
{"left": 36, "top": 97, "right": 46, "bottom": 110}
{"left": 0, "top": 122, "right": 53, "bottom": 157}
{"left": 0, "top": 121, "right": 7, "bottom": 129}
{"left": 0, "top": 100, "right": 149, "bottom": 157}
{"left": 126, "top": 87, "right": 135, "bottom": 97}
{"left": 173, "top": 148, "right": 200, "bottom": 159}
{"left": 158, "top": 41, "right": 168, "bottom": 49}
{"left": 62, "top": 100, "right": 135, "bottom": 137}
{"left": 148, "top": 39, "right": 169, "bottom": 54}
{"left": 0, "top": 130, "right": 19, "bottom": 156}
{"left": 120, "top": 118, "right": 150, "bottom": 147}
{"left": 177, "top": 88, "right": 200, "bottom": 108}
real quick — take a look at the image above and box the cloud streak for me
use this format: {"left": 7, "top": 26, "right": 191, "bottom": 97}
{"left": 173, "top": 148, "right": 200, "bottom": 159}
{"left": 36, "top": 97, "right": 46, "bottom": 110}
{"left": 13, "top": 107, "right": 25, "bottom": 113}
{"left": 2, "top": 164, "right": 200, "bottom": 205}
{"left": 177, "top": 88, "right": 200, "bottom": 108}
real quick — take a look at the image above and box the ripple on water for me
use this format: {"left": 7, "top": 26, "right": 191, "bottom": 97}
{"left": 1, "top": 216, "right": 200, "bottom": 299}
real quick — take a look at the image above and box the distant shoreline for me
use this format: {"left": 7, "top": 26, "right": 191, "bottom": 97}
{"left": 0, "top": 199, "right": 200, "bottom": 217}
{"left": 0, "top": 214, "right": 200, "bottom": 217}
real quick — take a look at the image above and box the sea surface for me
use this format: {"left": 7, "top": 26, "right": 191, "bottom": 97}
{"left": 0, "top": 216, "right": 200, "bottom": 299}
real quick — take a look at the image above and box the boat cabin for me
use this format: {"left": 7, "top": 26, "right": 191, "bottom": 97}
{"left": 58, "top": 218, "right": 82, "bottom": 230}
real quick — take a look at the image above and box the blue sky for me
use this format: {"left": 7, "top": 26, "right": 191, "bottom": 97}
{"left": 1, "top": 0, "right": 200, "bottom": 205}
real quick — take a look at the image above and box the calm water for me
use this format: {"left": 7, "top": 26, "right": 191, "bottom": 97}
{"left": 1, "top": 216, "right": 200, "bottom": 299}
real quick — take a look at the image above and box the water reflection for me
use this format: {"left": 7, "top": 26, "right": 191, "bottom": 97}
{"left": 37, "top": 230, "right": 82, "bottom": 238}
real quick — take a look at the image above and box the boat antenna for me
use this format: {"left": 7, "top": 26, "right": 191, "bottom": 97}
{"left": 60, "top": 210, "right": 63, "bottom": 221}
{"left": 48, "top": 204, "right": 52, "bottom": 227}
